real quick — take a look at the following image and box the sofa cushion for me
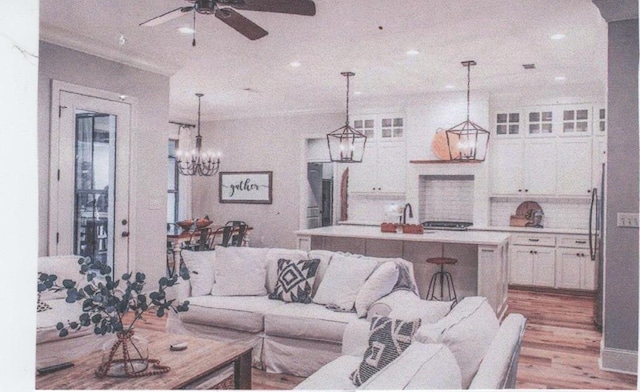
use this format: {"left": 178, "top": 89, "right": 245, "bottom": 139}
{"left": 354, "top": 262, "right": 399, "bottom": 318}
{"left": 293, "top": 355, "right": 363, "bottom": 390}
{"left": 211, "top": 247, "right": 269, "bottom": 296}
{"left": 264, "top": 302, "right": 358, "bottom": 344}
{"left": 38, "top": 255, "right": 85, "bottom": 301}
{"left": 414, "top": 296, "right": 499, "bottom": 388}
{"left": 36, "top": 299, "right": 92, "bottom": 344}
{"left": 361, "top": 342, "right": 462, "bottom": 390}
{"left": 313, "top": 253, "right": 379, "bottom": 311}
{"left": 351, "top": 316, "right": 421, "bottom": 386}
{"left": 181, "top": 250, "right": 216, "bottom": 297}
{"left": 469, "top": 313, "right": 527, "bottom": 390}
{"left": 307, "top": 250, "right": 334, "bottom": 296}
{"left": 269, "top": 258, "right": 320, "bottom": 303}
{"left": 179, "top": 295, "right": 284, "bottom": 333}
{"left": 265, "top": 248, "right": 309, "bottom": 293}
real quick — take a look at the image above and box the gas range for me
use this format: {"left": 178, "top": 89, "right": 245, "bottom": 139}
{"left": 421, "top": 221, "right": 473, "bottom": 231}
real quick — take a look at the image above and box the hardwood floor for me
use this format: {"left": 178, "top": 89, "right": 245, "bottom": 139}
{"left": 134, "top": 288, "right": 637, "bottom": 389}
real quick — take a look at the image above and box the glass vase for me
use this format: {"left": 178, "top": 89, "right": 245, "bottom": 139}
{"left": 97, "top": 330, "right": 149, "bottom": 378}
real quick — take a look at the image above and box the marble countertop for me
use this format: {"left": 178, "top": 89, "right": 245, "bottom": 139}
{"left": 469, "top": 226, "right": 589, "bottom": 235}
{"left": 296, "top": 225, "right": 511, "bottom": 246}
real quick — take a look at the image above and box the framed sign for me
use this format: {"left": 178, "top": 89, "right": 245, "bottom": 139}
{"left": 219, "top": 171, "right": 273, "bottom": 204}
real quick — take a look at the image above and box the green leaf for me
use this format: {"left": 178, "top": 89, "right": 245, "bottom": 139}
{"left": 122, "top": 272, "right": 131, "bottom": 281}
{"left": 159, "top": 277, "right": 169, "bottom": 287}
{"left": 59, "top": 329, "right": 69, "bottom": 338}
{"left": 156, "top": 308, "right": 165, "bottom": 318}
{"left": 69, "top": 321, "right": 79, "bottom": 329}
{"left": 56, "top": 322, "right": 64, "bottom": 330}
{"left": 136, "top": 272, "right": 146, "bottom": 283}
{"left": 62, "top": 279, "right": 76, "bottom": 289}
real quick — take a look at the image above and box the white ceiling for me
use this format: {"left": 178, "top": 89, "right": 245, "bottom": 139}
{"left": 40, "top": 0, "right": 608, "bottom": 122}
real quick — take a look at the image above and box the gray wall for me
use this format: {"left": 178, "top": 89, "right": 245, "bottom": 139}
{"left": 38, "top": 42, "right": 171, "bottom": 285}
{"left": 192, "top": 113, "right": 343, "bottom": 248}
{"left": 604, "top": 17, "right": 639, "bottom": 362}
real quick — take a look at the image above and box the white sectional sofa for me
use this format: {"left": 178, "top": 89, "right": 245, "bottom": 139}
{"left": 36, "top": 256, "right": 109, "bottom": 368}
{"left": 167, "top": 246, "right": 453, "bottom": 377}
{"left": 297, "top": 297, "right": 527, "bottom": 390}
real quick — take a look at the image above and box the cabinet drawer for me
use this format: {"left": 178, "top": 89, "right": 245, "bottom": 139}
{"left": 558, "top": 235, "right": 589, "bottom": 249}
{"left": 510, "top": 234, "right": 556, "bottom": 247}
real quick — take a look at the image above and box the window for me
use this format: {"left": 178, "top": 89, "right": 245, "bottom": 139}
{"left": 167, "top": 140, "right": 179, "bottom": 225}
{"left": 496, "top": 112, "right": 520, "bottom": 135}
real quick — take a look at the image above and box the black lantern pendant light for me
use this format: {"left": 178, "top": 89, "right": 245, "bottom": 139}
{"left": 176, "top": 93, "right": 221, "bottom": 176}
{"left": 327, "top": 72, "right": 367, "bottom": 163}
{"left": 445, "top": 61, "right": 490, "bottom": 161}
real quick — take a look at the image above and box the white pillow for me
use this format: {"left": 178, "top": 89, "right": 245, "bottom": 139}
{"left": 354, "top": 261, "right": 399, "bottom": 317}
{"left": 313, "top": 253, "right": 379, "bottom": 311}
{"left": 307, "top": 250, "right": 335, "bottom": 296}
{"left": 38, "top": 255, "right": 85, "bottom": 301}
{"left": 414, "top": 297, "right": 499, "bottom": 389}
{"left": 181, "top": 250, "right": 216, "bottom": 297}
{"left": 211, "top": 247, "right": 268, "bottom": 296}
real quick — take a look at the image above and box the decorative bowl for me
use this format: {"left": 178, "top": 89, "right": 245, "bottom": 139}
{"left": 176, "top": 219, "right": 193, "bottom": 231}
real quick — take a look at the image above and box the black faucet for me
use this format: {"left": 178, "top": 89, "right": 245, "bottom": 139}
{"left": 401, "top": 203, "right": 413, "bottom": 225}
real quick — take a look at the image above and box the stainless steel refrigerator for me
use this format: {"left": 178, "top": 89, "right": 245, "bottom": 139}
{"left": 591, "top": 163, "right": 605, "bottom": 330}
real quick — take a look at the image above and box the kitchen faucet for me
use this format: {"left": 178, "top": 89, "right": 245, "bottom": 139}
{"left": 401, "top": 203, "right": 413, "bottom": 225}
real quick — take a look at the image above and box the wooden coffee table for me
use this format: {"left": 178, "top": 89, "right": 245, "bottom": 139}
{"left": 36, "top": 330, "right": 252, "bottom": 390}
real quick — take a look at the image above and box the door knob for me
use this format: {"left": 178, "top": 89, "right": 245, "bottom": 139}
{"left": 121, "top": 219, "right": 128, "bottom": 225}
{"left": 121, "top": 231, "right": 130, "bottom": 237}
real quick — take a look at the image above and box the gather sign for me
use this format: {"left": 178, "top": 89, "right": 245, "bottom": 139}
{"left": 219, "top": 171, "right": 273, "bottom": 204}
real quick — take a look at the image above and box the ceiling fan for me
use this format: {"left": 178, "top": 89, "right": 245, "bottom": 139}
{"left": 140, "top": 0, "right": 316, "bottom": 42}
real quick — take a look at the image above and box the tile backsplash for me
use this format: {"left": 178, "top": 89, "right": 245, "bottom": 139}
{"left": 347, "top": 194, "right": 406, "bottom": 223}
{"left": 490, "top": 197, "right": 590, "bottom": 229}
{"left": 419, "top": 176, "right": 474, "bottom": 223}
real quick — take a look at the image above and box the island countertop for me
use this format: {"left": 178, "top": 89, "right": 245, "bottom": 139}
{"left": 295, "top": 225, "right": 511, "bottom": 246}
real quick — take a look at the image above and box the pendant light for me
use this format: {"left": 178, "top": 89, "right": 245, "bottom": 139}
{"left": 176, "top": 93, "right": 221, "bottom": 176}
{"left": 327, "top": 72, "right": 367, "bottom": 163}
{"left": 445, "top": 60, "right": 490, "bottom": 161}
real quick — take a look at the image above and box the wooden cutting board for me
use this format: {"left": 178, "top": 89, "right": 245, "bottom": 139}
{"left": 515, "top": 201, "right": 543, "bottom": 218}
{"left": 431, "top": 129, "right": 460, "bottom": 160}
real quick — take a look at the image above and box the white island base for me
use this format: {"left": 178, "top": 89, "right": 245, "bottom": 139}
{"left": 296, "top": 226, "right": 511, "bottom": 318}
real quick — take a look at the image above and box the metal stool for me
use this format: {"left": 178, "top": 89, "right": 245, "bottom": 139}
{"left": 425, "top": 257, "right": 458, "bottom": 304}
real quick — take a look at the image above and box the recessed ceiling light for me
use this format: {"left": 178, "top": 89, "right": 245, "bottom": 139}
{"left": 178, "top": 27, "right": 195, "bottom": 34}
{"left": 354, "top": 91, "right": 362, "bottom": 96}
{"left": 551, "top": 33, "right": 566, "bottom": 40}
{"left": 289, "top": 61, "right": 301, "bottom": 68}
{"left": 119, "top": 95, "right": 127, "bottom": 101}
{"left": 406, "top": 49, "right": 420, "bottom": 56}
{"left": 445, "top": 85, "right": 455, "bottom": 89}
{"left": 555, "top": 76, "right": 567, "bottom": 81}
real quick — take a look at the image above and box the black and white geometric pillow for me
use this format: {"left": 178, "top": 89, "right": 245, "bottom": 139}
{"left": 269, "top": 258, "right": 320, "bottom": 304}
{"left": 37, "top": 292, "right": 52, "bottom": 313}
{"left": 351, "top": 316, "right": 422, "bottom": 386}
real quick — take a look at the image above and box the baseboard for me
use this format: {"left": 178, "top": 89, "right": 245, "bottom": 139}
{"left": 600, "top": 341, "right": 638, "bottom": 375}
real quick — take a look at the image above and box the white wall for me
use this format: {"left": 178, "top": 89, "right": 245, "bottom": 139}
{"left": 192, "top": 113, "right": 343, "bottom": 248}
{"left": 38, "top": 42, "right": 171, "bottom": 286}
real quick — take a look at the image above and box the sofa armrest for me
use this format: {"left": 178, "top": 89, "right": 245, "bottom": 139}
{"left": 341, "top": 319, "right": 371, "bottom": 357}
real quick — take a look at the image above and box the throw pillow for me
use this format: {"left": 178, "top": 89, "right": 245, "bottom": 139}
{"left": 354, "top": 261, "right": 400, "bottom": 318}
{"left": 350, "top": 316, "right": 422, "bottom": 386}
{"left": 36, "top": 293, "right": 52, "bottom": 313}
{"left": 313, "top": 253, "right": 379, "bottom": 311}
{"left": 268, "top": 258, "right": 320, "bottom": 303}
{"left": 211, "top": 246, "right": 268, "bottom": 296}
{"left": 181, "top": 250, "right": 216, "bottom": 297}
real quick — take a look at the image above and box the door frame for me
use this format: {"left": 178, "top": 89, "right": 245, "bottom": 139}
{"left": 49, "top": 80, "right": 139, "bottom": 273}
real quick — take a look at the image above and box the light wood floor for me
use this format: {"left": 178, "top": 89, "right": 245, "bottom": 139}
{"left": 134, "top": 288, "right": 637, "bottom": 389}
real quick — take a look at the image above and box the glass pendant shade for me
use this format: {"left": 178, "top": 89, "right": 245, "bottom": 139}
{"left": 327, "top": 72, "right": 367, "bottom": 163}
{"left": 445, "top": 61, "right": 490, "bottom": 162}
{"left": 176, "top": 93, "right": 221, "bottom": 176}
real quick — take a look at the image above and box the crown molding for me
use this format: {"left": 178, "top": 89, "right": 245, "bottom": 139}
{"left": 592, "top": 0, "right": 639, "bottom": 22}
{"left": 40, "top": 24, "right": 180, "bottom": 76}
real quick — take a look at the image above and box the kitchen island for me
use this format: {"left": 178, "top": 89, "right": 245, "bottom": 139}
{"left": 295, "top": 225, "right": 511, "bottom": 317}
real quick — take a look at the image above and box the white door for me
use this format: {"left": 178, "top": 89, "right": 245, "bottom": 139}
{"left": 49, "top": 89, "right": 131, "bottom": 276}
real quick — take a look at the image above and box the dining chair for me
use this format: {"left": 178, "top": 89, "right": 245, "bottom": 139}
{"left": 182, "top": 227, "right": 212, "bottom": 251}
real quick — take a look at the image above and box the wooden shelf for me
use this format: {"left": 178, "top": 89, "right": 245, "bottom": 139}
{"left": 409, "top": 159, "right": 485, "bottom": 164}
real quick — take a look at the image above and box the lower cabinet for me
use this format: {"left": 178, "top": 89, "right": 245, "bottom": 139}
{"left": 509, "top": 233, "right": 595, "bottom": 290}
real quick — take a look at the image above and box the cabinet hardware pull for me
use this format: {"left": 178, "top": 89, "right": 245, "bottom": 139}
{"left": 576, "top": 240, "right": 587, "bottom": 244}
{"left": 576, "top": 253, "right": 580, "bottom": 256}
{"left": 528, "top": 238, "right": 540, "bottom": 242}
{"left": 525, "top": 189, "right": 529, "bottom": 192}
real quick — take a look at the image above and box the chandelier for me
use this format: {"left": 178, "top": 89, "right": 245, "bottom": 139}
{"left": 176, "top": 93, "right": 221, "bottom": 176}
{"left": 445, "top": 60, "right": 490, "bottom": 161}
{"left": 327, "top": 72, "right": 367, "bottom": 163}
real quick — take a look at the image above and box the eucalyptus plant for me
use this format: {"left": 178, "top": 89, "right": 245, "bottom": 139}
{"left": 37, "top": 257, "right": 190, "bottom": 338}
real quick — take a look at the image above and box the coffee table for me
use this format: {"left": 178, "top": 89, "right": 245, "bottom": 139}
{"left": 36, "top": 330, "right": 252, "bottom": 390}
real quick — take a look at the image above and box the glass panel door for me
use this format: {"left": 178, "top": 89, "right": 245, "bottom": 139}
{"left": 74, "top": 112, "right": 116, "bottom": 268}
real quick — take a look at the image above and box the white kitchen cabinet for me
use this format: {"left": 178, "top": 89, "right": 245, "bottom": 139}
{"left": 555, "top": 249, "right": 594, "bottom": 289}
{"left": 349, "top": 114, "right": 405, "bottom": 195}
{"left": 491, "top": 139, "right": 556, "bottom": 195}
{"left": 556, "top": 138, "right": 593, "bottom": 196}
{"left": 510, "top": 246, "right": 555, "bottom": 286}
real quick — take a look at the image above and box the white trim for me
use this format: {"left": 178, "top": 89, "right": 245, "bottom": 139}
{"left": 600, "top": 340, "right": 638, "bottom": 375}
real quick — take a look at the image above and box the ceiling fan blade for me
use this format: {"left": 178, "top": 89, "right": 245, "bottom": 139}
{"left": 215, "top": 8, "right": 268, "bottom": 40}
{"left": 139, "top": 6, "right": 193, "bottom": 27}
{"left": 226, "top": 0, "right": 316, "bottom": 16}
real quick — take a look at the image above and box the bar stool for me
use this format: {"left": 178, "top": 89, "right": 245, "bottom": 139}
{"left": 425, "top": 257, "right": 458, "bottom": 304}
